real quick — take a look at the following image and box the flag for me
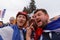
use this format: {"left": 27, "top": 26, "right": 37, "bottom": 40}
{"left": 0, "top": 9, "right": 6, "bottom": 19}
{"left": 45, "top": 17, "right": 60, "bottom": 30}
{"left": 1, "top": 9, "right": 6, "bottom": 18}
{"left": 0, "top": 10, "right": 2, "bottom": 18}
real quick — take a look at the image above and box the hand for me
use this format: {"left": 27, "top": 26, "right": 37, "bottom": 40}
{"left": 26, "top": 23, "right": 34, "bottom": 40}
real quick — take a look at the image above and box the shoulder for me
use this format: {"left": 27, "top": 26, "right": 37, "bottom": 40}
{"left": 0, "top": 26, "right": 13, "bottom": 32}
{"left": 11, "top": 25, "right": 18, "bottom": 30}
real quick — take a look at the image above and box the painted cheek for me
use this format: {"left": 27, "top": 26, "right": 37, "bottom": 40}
{"left": 23, "top": 18, "right": 26, "bottom": 22}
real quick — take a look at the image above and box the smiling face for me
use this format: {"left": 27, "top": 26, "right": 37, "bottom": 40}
{"left": 34, "top": 10, "right": 49, "bottom": 28}
{"left": 16, "top": 15, "right": 26, "bottom": 28}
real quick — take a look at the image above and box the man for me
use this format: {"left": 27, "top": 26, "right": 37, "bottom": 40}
{"left": 0, "top": 21, "right": 3, "bottom": 28}
{"left": 4, "top": 17, "right": 15, "bottom": 26}
{"left": 7, "top": 17, "right": 15, "bottom": 26}
{"left": 9, "top": 17, "right": 15, "bottom": 25}
{"left": 0, "top": 12, "right": 28, "bottom": 40}
{"left": 12, "top": 12, "right": 28, "bottom": 40}
{"left": 26, "top": 9, "right": 60, "bottom": 40}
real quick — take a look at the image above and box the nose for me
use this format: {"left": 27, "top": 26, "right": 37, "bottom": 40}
{"left": 20, "top": 17, "right": 24, "bottom": 20}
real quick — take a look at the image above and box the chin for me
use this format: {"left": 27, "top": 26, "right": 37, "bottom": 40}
{"left": 37, "top": 25, "right": 43, "bottom": 28}
{"left": 37, "top": 24, "right": 42, "bottom": 26}
{"left": 38, "top": 26, "right": 41, "bottom": 27}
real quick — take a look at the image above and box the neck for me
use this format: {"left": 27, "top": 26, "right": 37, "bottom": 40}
{"left": 17, "top": 24, "right": 23, "bottom": 30}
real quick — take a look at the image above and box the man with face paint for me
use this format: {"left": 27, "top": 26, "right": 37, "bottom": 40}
{"left": 26, "top": 9, "right": 60, "bottom": 40}
{"left": 0, "top": 12, "right": 28, "bottom": 40}
{"left": 12, "top": 12, "right": 28, "bottom": 40}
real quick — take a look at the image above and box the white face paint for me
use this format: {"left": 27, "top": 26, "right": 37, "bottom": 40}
{"left": 16, "top": 15, "right": 26, "bottom": 27}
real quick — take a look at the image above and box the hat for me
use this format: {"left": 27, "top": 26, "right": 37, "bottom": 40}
{"left": 16, "top": 12, "right": 28, "bottom": 20}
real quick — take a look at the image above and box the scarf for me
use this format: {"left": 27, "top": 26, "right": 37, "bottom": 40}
{"left": 34, "top": 28, "right": 43, "bottom": 40}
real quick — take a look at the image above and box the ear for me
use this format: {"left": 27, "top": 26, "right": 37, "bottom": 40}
{"left": 45, "top": 14, "right": 49, "bottom": 20}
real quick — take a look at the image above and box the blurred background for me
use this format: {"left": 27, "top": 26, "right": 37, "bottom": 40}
{"left": 0, "top": 0, "right": 60, "bottom": 23}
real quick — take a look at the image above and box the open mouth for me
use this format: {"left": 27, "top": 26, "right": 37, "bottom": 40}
{"left": 19, "top": 21, "right": 24, "bottom": 24}
{"left": 37, "top": 20, "right": 41, "bottom": 23}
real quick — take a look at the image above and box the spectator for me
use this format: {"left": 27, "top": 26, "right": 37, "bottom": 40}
{"left": 9, "top": 17, "right": 15, "bottom": 26}
{"left": 26, "top": 9, "right": 60, "bottom": 40}
{"left": 0, "top": 11, "right": 28, "bottom": 40}
{"left": 0, "top": 21, "right": 4, "bottom": 28}
{"left": 5, "top": 17, "right": 15, "bottom": 26}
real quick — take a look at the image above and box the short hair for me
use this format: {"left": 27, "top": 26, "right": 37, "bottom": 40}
{"left": 9, "top": 17, "right": 15, "bottom": 21}
{"left": 34, "top": 9, "right": 48, "bottom": 14}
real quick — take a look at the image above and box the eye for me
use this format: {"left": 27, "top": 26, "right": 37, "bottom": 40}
{"left": 38, "top": 13, "right": 41, "bottom": 16}
{"left": 23, "top": 16, "right": 26, "bottom": 19}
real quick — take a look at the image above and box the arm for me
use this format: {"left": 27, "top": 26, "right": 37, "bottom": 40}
{"left": 26, "top": 27, "right": 32, "bottom": 40}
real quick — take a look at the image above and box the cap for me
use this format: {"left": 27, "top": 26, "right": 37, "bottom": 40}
{"left": 16, "top": 12, "right": 28, "bottom": 20}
